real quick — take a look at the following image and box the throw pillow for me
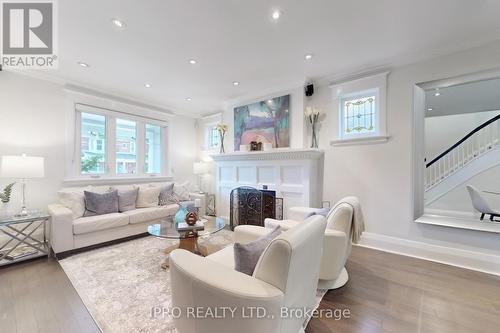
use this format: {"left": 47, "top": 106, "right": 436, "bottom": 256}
{"left": 58, "top": 190, "right": 86, "bottom": 219}
{"left": 233, "top": 226, "right": 282, "bottom": 276}
{"left": 83, "top": 190, "right": 119, "bottom": 217}
{"left": 158, "top": 182, "right": 175, "bottom": 205}
{"left": 173, "top": 182, "right": 191, "bottom": 201}
{"left": 136, "top": 186, "right": 161, "bottom": 208}
{"left": 113, "top": 187, "right": 139, "bottom": 212}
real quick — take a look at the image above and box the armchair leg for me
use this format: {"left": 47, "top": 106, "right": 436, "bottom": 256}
{"left": 318, "top": 267, "right": 349, "bottom": 290}
{"left": 480, "top": 213, "right": 485, "bottom": 220}
{"left": 490, "top": 215, "right": 494, "bottom": 221}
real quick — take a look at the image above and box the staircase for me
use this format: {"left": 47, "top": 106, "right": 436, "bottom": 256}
{"left": 425, "top": 114, "right": 500, "bottom": 204}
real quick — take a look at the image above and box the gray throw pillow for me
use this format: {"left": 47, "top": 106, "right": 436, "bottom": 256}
{"left": 158, "top": 182, "right": 175, "bottom": 205}
{"left": 115, "top": 188, "right": 138, "bottom": 212}
{"left": 234, "top": 226, "right": 282, "bottom": 276}
{"left": 83, "top": 190, "right": 119, "bottom": 217}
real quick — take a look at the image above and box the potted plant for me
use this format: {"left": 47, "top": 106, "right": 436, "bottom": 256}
{"left": 216, "top": 123, "right": 228, "bottom": 154}
{"left": 0, "top": 183, "right": 15, "bottom": 217}
{"left": 305, "top": 106, "right": 322, "bottom": 148}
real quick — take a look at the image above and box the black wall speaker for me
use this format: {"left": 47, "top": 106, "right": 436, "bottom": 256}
{"left": 305, "top": 83, "right": 314, "bottom": 97}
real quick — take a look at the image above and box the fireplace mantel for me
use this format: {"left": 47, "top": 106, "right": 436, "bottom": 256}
{"left": 211, "top": 148, "right": 324, "bottom": 219}
{"left": 210, "top": 148, "right": 324, "bottom": 162}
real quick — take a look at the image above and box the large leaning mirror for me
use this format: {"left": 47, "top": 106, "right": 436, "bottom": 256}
{"left": 417, "top": 76, "right": 500, "bottom": 231}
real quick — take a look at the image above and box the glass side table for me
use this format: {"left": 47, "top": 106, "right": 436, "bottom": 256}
{"left": 0, "top": 211, "right": 51, "bottom": 266}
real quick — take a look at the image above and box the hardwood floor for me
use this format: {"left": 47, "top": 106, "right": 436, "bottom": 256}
{"left": 1, "top": 246, "right": 499, "bottom": 333}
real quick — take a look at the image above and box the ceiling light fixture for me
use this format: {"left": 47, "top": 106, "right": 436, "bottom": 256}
{"left": 427, "top": 108, "right": 433, "bottom": 111}
{"left": 434, "top": 89, "right": 441, "bottom": 97}
{"left": 305, "top": 53, "right": 314, "bottom": 60}
{"left": 144, "top": 83, "right": 152, "bottom": 88}
{"left": 111, "top": 18, "right": 126, "bottom": 29}
{"left": 189, "top": 59, "right": 197, "bottom": 65}
{"left": 185, "top": 97, "right": 192, "bottom": 101}
{"left": 78, "top": 61, "right": 89, "bottom": 68}
{"left": 271, "top": 9, "right": 282, "bottom": 20}
{"left": 233, "top": 81, "right": 240, "bottom": 86}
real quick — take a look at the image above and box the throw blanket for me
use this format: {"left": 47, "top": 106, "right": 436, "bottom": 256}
{"left": 329, "top": 196, "right": 365, "bottom": 243}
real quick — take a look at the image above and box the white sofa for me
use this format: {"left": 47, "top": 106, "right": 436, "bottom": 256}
{"left": 170, "top": 215, "right": 327, "bottom": 333}
{"left": 48, "top": 183, "right": 206, "bottom": 255}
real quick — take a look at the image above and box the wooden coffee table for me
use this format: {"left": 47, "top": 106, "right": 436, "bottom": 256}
{"left": 148, "top": 216, "right": 226, "bottom": 269}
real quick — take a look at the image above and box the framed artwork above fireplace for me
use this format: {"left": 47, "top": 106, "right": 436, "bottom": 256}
{"left": 233, "top": 94, "right": 290, "bottom": 150}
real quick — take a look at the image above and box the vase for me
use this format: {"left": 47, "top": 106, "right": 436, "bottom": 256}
{"left": 0, "top": 202, "right": 12, "bottom": 219}
{"left": 310, "top": 122, "right": 318, "bottom": 149}
{"left": 219, "top": 133, "right": 225, "bottom": 154}
{"left": 175, "top": 206, "right": 188, "bottom": 225}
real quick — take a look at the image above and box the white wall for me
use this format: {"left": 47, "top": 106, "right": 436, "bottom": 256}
{"left": 210, "top": 40, "right": 500, "bottom": 263}
{"left": 0, "top": 71, "right": 197, "bottom": 211}
{"left": 425, "top": 110, "right": 500, "bottom": 161}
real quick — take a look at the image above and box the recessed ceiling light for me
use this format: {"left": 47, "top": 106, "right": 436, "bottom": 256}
{"left": 427, "top": 108, "right": 433, "bottom": 111}
{"left": 189, "top": 59, "right": 197, "bottom": 65}
{"left": 78, "top": 61, "right": 89, "bottom": 68}
{"left": 434, "top": 89, "right": 441, "bottom": 97}
{"left": 271, "top": 9, "right": 282, "bottom": 20}
{"left": 144, "top": 83, "right": 152, "bottom": 88}
{"left": 185, "top": 97, "right": 192, "bottom": 101}
{"left": 305, "top": 53, "right": 314, "bottom": 60}
{"left": 233, "top": 81, "right": 240, "bottom": 86}
{"left": 111, "top": 18, "right": 126, "bottom": 29}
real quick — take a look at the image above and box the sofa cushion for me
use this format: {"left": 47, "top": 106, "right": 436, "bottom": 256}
{"left": 122, "top": 205, "right": 178, "bottom": 224}
{"left": 113, "top": 187, "right": 138, "bottom": 212}
{"left": 173, "top": 182, "right": 191, "bottom": 201}
{"left": 73, "top": 213, "right": 129, "bottom": 235}
{"left": 136, "top": 186, "right": 161, "bottom": 208}
{"left": 58, "top": 190, "right": 86, "bottom": 219}
{"left": 206, "top": 246, "right": 235, "bottom": 269}
{"left": 83, "top": 190, "right": 119, "bottom": 217}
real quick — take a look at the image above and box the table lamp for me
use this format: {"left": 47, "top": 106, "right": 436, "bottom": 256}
{"left": 0, "top": 154, "right": 45, "bottom": 217}
{"left": 193, "top": 162, "right": 209, "bottom": 194}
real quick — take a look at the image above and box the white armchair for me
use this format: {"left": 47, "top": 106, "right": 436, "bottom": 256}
{"left": 169, "top": 215, "right": 327, "bottom": 333}
{"left": 265, "top": 198, "right": 358, "bottom": 289}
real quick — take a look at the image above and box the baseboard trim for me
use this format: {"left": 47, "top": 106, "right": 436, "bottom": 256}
{"left": 356, "top": 232, "right": 500, "bottom": 276}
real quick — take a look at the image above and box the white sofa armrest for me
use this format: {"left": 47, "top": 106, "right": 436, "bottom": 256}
{"left": 188, "top": 192, "right": 206, "bottom": 216}
{"left": 287, "top": 206, "right": 324, "bottom": 221}
{"left": 48, "top": 204, "right": 74, "bottom": 254}
{"left": 170, "top": 249, "right": 284, "bottom": 333}
{"left": 320, "top": 229, "right": 349, "bottom": 280}
{"left": 233, "top": 225, "right": 274, "bottom": 244}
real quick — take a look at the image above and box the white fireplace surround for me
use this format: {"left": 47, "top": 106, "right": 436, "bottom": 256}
{"left": 211, "top": 149, "right": 325, "bottom": 219}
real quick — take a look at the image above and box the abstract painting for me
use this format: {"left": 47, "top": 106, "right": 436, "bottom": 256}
{"left": 234, "top": 94, "right": 290, "bottom": 150}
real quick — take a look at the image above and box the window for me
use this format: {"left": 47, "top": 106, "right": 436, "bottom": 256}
{"left": 75, "top": 104, "right": 167, "bottom": 179}
{"left": 341, "top": 91, "right": 377, "bottom": 137}
{"left": 331, "top": 72, "right": 389, "bottom": 145}
{"left": 116, "top": 119, "right": 137, "bottom": 174}
{"left": 209, "top": 126, "right": 220, "bottom": 149}
{"left": 145, "top": 124, "right": 161, "bottom": 174}
{"left": 81, "top": 112, "right": 106, "bottom": 174}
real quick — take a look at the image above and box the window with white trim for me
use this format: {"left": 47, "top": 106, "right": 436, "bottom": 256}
{"left": 208, "top": 125, "right": 220, "bottom": 150}
{"left": 75, "top": 104, "right": 168, "bottom": 178}
{"left": 331, "top": 72, "right": 389, "bottom": 145}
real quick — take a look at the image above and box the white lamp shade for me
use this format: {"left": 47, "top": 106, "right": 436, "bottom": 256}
{"left": 193, "top": 162, "right": 209, "bottom": 175}
{"left": 0, "top": 155, "right": 45, "bottom": 179}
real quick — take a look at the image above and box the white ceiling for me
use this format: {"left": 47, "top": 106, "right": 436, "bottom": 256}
{"left": 426, "top": 78, "right": 500, "bottom": 117}
{"left": 40, "top": 0, "right": 500, "bottom": 116}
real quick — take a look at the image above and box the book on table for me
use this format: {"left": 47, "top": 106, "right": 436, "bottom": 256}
{"left": 177, "top": 221, "right": 205, "bottom": 232}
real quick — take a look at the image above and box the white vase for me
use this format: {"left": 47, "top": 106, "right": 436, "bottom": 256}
{"left": 0, "top": 202, "right": 12, "bottom": 218}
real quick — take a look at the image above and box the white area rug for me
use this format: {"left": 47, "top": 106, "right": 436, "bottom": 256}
{"left": 60, "top": 233, "right": 327, "bottom": 333}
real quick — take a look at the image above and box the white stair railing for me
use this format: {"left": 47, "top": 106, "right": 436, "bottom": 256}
{"left": 425, "top": 115, "right": 500, "bottom": 190}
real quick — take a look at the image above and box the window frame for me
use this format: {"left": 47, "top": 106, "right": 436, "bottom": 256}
{"left": 339, "top": 88, "right": 380, "bottom": 140}
{"left": 330, "top": 72, "right": 390, "bottom": 146}
{"left": 73, "top": 104, "right": 169, "bottom": 181}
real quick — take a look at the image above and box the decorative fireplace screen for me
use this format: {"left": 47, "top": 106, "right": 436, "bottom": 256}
{"left": 230, "top": 187, "right": 283, "bottom": 230}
